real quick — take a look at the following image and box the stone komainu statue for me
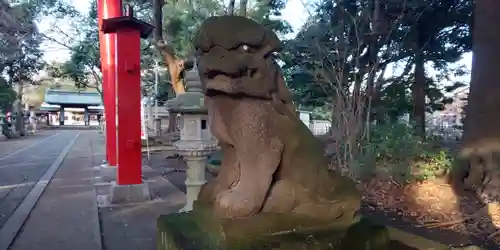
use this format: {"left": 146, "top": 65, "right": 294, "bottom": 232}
{"left": 193, "top": 15, "right": 361, "bottom": 222}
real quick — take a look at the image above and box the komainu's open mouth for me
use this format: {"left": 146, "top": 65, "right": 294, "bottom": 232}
{"left": 205, "top": 70, "right": 235, "bottom": 80}
{"left": 205, "top": 68, "right": 258, "bottom": 80}
{"left": 205, "top": 89, "right": 229, "bottom": 97}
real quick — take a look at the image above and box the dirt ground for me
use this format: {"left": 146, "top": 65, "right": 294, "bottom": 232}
{"left": 362, "top": 175, "right": 500, "bottom": 248}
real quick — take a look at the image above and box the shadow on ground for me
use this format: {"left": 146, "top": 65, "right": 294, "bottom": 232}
{"left": 96, "top": 151, "right": 186, "bottom": 250}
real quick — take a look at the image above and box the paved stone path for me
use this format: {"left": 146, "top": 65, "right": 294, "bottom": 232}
{"left": 93, "top": 135, "right": 185, "bottom": 250}
{"left": 0, "top": 130, "right": 86, "bottom": 250}
{"left": 0, "top": 130, "right": 185, "bottom": 250}
{"left": 0, "top": 130, "right": 72, "bottom": 229}
{"left": 0, "top": 131, "right": 57, "bottom": 160}
{"left": 6, "top": 130, "right": 101, "bottom": 250}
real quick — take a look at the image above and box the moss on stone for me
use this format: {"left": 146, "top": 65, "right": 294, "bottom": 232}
{"left": 157, "top": 206, "right": 398, "bottom": 250}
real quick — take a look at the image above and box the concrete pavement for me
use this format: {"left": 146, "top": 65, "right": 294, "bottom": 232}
{"left": 0, "top": 131, "right": 59, "bottom": 161}
{"left": 0, "top": 131, "right": 73, "bottom": 230}
{"left": 93, "top": 135, "right": 185, "bottom": 250}
{"left": 0, "top": 129, "right": 185, "bottom": 250}
{"left": 0, "top": 131, "right": 80, "bottom": 250}
{"left": 6, "top": 131, "right": 101, "bottom": 250}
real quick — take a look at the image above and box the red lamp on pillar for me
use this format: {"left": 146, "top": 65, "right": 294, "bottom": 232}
{"left": 101, "top": 6, "right": 154, "bottom": 187}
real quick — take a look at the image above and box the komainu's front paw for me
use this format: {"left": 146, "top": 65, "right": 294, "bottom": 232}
{"left": 214, "top": 187, "right": 260, "bottom": 218}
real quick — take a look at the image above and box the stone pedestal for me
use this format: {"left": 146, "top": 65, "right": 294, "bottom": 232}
{"left": 109, "top": 182, "right": 151, "bottom": 204}
{"left": 175, "top": 141, "right": 217, "bottom": 212}
{"left": 157, "top": 206, "right": 398, "bottom": 250}
{"left": 96, "top": 160, "right": 116, "bottom": 183}
{"left": 96, "top": 164, "right": 151, "bottom": 206}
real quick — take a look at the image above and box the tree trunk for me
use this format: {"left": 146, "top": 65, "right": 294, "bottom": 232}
{"left": 370, "top": 66, "right": 386, "bottom": 123}
{"left": 329, "top": 0, "right": 347, "bottom": 136}
{"left": 239, "top": 0, "right": 247, "bottom": 16}
{"left": 15, "top": 82, "right": 24, "bottom": 136}
{"left": 227, "top": 0, "right": 235, "bottom": 15}
{"left": 411, "top": 24, "right": 426, "bottom": 138}
{"left": 153, "top": 0, "right": 163, "bottom": 42}
{"left": 366, "top": 0, "right": 384, "bottom": 124}
{"left": 158, "top": 45, "right": 186, "bottom": 95}
{"left": 153, "top": 0, "right": 185, "bottom": 95}
{"left": 153, "top": 0, "right": 185, "bottom": 135}
{"left": 451, "top": 0, "right": 500, "bottom": 191}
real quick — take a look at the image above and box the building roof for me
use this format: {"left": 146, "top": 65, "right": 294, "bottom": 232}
{"left": 44, "top": 89, "right": 102, "bottom": 106}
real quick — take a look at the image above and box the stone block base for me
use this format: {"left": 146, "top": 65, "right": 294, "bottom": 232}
{"left": 156, "top": 205, "right": 420, "bottom": 250}
{"left": 109, "top": 182, "right": 151, "bottom": 204}
{"left": 97, "top": 165, "right": 117, "bottom": 182}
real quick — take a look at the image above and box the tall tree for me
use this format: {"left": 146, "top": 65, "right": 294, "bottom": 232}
{"left": 453, "top": 0, "right": 500, "bottom": 191}
{"left": 153, "top": 0, "right": 190, "bottom": 95}
{"left": 55, "top": 0, "right": 103, "bottom": 95}
{"left": 283, "top": 0, "right": 471, "bottom": 131}
{"left": 150, "top": 0, "right": 290, "bottom": 134}
{"left": 153, "top": 0, "right": 291, "bottom": 96}
{"left": 44, "top": 0, "right": 149, "bottom": 97}
{"left": 396, "top": 0, "right": 472, "bottom": 137}
{"left": 1, "top": 0, "right": 46, "bottom": 134}
{"left": 227, "top": 0, "right": 235, "bottom": 15}
{"left": 239, "top": 0, "right": 248, "bottom": 16}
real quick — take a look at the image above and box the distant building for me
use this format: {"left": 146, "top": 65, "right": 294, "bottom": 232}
{"left": 39, "top": 89, "right": 103, "bottom": 126}
{"left": 428, "top": 86, "right": 468, "bottom": 130}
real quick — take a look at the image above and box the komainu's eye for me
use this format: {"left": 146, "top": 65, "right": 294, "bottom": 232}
{"left": 241, "top": 44, "right": 249, "bottom": 52}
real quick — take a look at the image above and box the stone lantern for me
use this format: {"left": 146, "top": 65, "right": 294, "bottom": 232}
{"left": 166, "top": 65, "right": 217, "bottom": 212}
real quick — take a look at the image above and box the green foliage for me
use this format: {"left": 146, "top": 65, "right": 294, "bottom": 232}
{"left": 50, "top": 0, "right": 293, "bottom": 97}
{"left": 0, "top": 78, "right": 16, "bottom": 110}
{"left": 1, "top": 1, "right": 45, "bottom": 84}
{"left": 1, "top": 0, "right": 76, "bottom": 80}
{"left": 309, "top": 105, "right": 331, "bottom": 120}
{"left": 247, "top": 0, "right": 292, "bottom": 35}
{"left": 282, "top": 0, "right": 472, "bottom": 124}
{"left": 162, "top": 0, "right": 224, "bottom": 58}
{"left": 372, "top": 68, "right": 466, "bottom": 121}
{"left": 161, "top": 0, "right": 291, "bottom": 57}
{"left": 334, "top": 122, "right": 454, "bottom": 183}
{"left": 22, "top": 0, "right": 78, "bottom": 18}
{"left": 46, "top": 0, "right": 101, "bottom": 91}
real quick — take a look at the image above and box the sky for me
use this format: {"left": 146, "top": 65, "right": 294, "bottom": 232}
{"left": 38, "top": 0, "right": 90, "bottom": 63}
{"left": 38, "top": 0, "right": 472, "bottom": 87}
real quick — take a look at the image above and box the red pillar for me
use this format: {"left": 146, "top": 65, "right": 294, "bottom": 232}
{"left": 97, "top": 0, "right": 121, "bottom": 167}
{"left": 114, "top": 29, "right": 142, "bottom": 184}
{"left": 102, "top": 6, "right": 154, "bottom": 185}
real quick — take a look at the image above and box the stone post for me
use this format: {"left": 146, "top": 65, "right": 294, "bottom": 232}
{"left": 59, "top": 107, "right": 65, "bottom": 126}
{"left": 0, "top": 113, "right": 4, "bottom": 137}
{"left": 155, "top": 118, "right": 162, "bottom": 137}
{"left": 147, "top": 101, "right": 154, "bottom": 130}
{"left": 84, "top": 107, "right": 89, "bottom": 126}
{"left": 166, "top": 66, "right": 216, "bottom": 212}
